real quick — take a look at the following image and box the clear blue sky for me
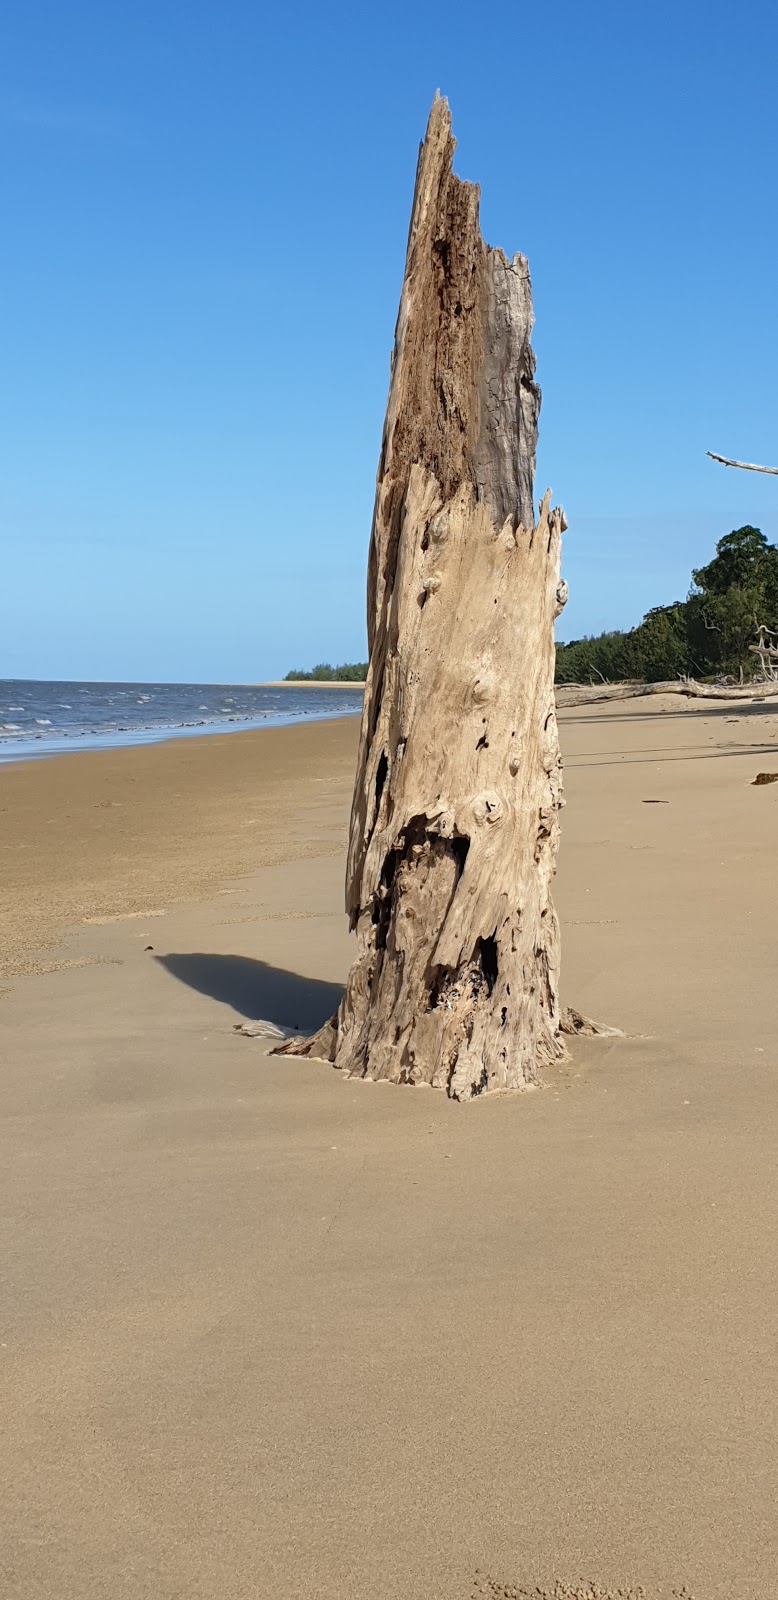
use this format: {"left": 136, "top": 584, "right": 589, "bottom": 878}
{"left": 2, "top": 0, "right": 777, "bottom": 682}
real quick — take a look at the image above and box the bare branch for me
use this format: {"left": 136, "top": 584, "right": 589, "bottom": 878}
{"left": 750, "top": 624, "right": 778, "bottom": 681}
{"left": 707, "top": 452, "right": 778, "bottom": 476}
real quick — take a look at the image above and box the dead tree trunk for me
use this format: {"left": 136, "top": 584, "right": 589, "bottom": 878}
{"left": 280, "top": 95, "right": 572, "bottom": 1098}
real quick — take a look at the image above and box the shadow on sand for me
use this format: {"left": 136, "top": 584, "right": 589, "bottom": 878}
{"left": 156, "top": 953, "right": 343, "bottom": 1032}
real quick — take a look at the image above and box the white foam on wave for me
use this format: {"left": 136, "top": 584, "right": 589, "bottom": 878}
{"left": 35, "top": 718, "right": 52, "bottom": 726}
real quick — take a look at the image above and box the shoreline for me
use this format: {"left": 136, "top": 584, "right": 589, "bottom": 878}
{"left": 0, "top": 700, "right": 363, "bottom": 769}
{"left": 257, "top": 679, "right": 366, "bottom": 688}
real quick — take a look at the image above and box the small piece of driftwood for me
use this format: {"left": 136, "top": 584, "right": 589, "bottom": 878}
{"left": 234, "top": 1020, "right": 298, "bottom": 1040}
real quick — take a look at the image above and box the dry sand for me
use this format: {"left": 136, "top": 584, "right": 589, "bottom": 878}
{"left": 2, "top": 697, "right": 777, "bottom": 1599}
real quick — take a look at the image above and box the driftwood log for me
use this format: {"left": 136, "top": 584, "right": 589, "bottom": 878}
{"left": 278, "top": 95, "right": 601, "bottom": 1099}
{"left": 556, "top": 679, "right": 778, "bottom": 707}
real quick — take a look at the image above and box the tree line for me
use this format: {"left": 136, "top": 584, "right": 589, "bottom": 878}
{"left": 285, "top": 661, "right": 368, "bottom": 682}
{"left": 556, "top": 525, "right": 778, "bottom": 684}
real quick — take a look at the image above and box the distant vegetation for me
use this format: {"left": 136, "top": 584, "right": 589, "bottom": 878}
{"left": 285, "top": 662, "right": 368, "bottom": 682}
{"left": 556, "top": 525, "right": 778, "bottom": 684}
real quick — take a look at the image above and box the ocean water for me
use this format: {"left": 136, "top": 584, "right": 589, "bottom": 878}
{"left": 0, "top": 680, "right": 365, "bottom": 765}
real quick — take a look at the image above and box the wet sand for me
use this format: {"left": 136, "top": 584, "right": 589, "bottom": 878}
{"left": 2, "top": 697, "right": 777, "bottom": 1598}
{"left": 0, "top": 716, "right": 359, "bottom": 980}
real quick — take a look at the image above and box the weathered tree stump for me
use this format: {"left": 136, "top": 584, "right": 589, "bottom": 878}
{"left": 280, "top": 95, "right": 576, "bottom": 1097}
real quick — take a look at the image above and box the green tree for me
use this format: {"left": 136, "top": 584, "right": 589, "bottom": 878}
{"left": 688, "top": 525, "right": 778, "bottom": 679}
{"left": 692, "top": 526, "right": 778, "bottom": 604}
{"left": 630, "top": 603, "right": 688, "bottom": 681}
{"left": 555, "top": 525, "right": 778, "bottom": 685}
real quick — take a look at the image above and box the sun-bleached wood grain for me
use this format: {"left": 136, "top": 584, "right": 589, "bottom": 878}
{"left": 279, "top": 96, "right": 579, "bottom": 1097}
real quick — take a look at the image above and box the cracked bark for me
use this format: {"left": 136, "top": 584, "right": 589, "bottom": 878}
{"left": 278, "top": 95, "right": 576, "bottom": 1098}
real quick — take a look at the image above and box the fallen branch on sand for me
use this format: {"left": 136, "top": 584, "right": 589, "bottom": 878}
{"left": 555, "top": 679, "right": 778, "bottom": 707}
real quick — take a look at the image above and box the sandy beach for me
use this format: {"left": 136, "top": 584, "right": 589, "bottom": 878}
{"left": 2, "top": 697, "right": 778, "bottom": 1599}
